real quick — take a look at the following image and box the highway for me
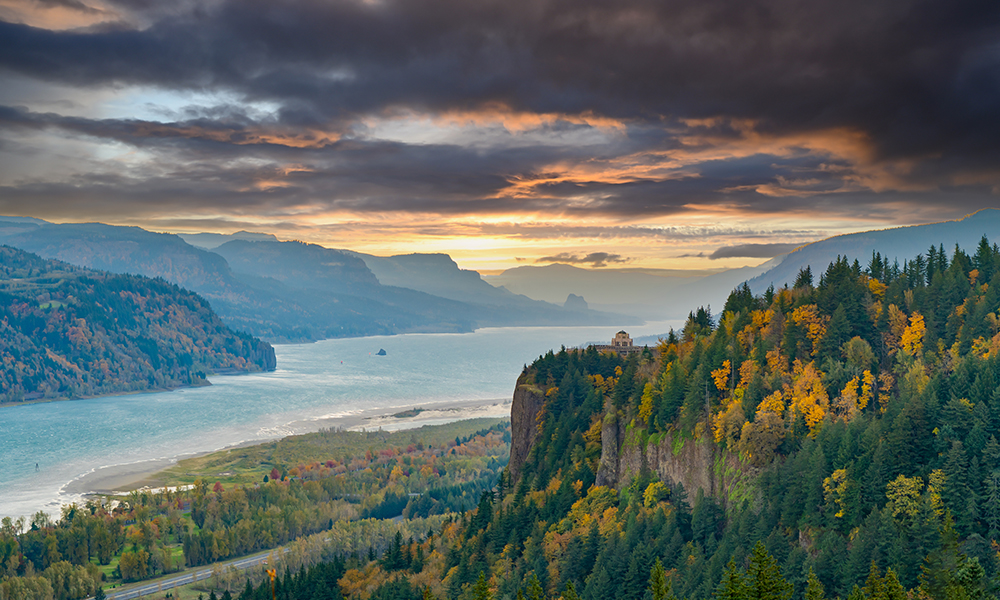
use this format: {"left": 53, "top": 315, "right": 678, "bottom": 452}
{"left": 90, "top": 552, "right": 274, "bottom": 600}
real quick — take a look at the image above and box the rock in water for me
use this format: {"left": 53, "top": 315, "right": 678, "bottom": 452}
{"left": 376, "top": 348, "right": 387, "bottom": 356}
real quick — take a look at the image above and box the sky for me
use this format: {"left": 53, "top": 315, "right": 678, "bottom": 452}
{"left": 0, "top": 0, "right": 998, "bottom": 272}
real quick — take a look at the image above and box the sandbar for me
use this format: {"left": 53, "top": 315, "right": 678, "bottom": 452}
{"left": 63, "top": 397, "right": 511, "bottom": 497}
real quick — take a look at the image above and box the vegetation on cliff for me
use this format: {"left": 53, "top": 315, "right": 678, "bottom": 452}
{"left": 0, "top": 246, "right": 275, "bottom": 403}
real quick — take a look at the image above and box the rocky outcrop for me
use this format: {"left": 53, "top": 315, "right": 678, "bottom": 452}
{"left": 508, "top": 374, "right": 546, "bottom": 480}
{"left": 594, "top": 415, "right": 753, "bottom": 506}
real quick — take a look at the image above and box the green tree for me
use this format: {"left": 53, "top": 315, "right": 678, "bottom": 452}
{"left": 715, "top": 560, "right": 746, "bottom": 600}
{"left": 805, "top": 568, "right": 824, "bottom": 600}
{"left": 745, "top": 541, "right": 792, "bottom": 600}
{"left": 473, "top": 571, "right": 493, "bottom": 600}
{"left": 649, "top": 558, "right": 674, "bottom": 600}
{"left": 561, "top": 581, "right": 582, "bottom": 600}
{"left": 527, "top": 572, "right": 545, "bottom": 600}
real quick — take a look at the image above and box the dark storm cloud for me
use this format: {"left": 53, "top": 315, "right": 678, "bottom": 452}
{"left": 5, "top": 103, "right": 1000, "bottom": 225}
{"left": 709, "top": 243, "right": 803, "bottom": 260}
{"left": 1, "top": 0, "right": 998, "bottom": 167}
{"left": 535, "top": 252, "right": 630, "bottom": 267}
{"left": 1, "top": 0, "right": 999, "bottom": 224}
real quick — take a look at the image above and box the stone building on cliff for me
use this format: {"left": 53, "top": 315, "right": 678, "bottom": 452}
{"left": 590, "top": 330, "right": 648, "bottom": 357}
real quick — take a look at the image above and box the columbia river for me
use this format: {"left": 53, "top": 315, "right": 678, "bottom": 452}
{"left": 0, "top": 322, "right": 676, "bottom": 519}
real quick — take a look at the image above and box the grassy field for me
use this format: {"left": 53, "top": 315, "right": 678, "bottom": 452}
{"left": 139, "top": 417, "right": 508, "bottom": 489}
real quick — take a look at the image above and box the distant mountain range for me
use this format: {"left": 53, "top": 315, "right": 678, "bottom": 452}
{"left": 747, "top": 209, "right": 1000, "bottom": 293}
{"left": 486, "top": 261, "right": 778, "bottom": 320}
{"left": 0, "top": 245, "right": 275, "bottom": 403}
{"left": 484, "top": 210, "right": 1000, "bottom": 323}
{"left": 6, "top": 210, "right": 996, "bottom": 346}
{"left": 0, "top": 220, "right": 634, "bottom": 342}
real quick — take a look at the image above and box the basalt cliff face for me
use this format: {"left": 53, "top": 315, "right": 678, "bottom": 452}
{"left": 593, "top": 413, "right": 750, "bottom": 503}
{"left": 508, "top": 373, "right": 545, "bottom": 481}
{"left": 510, "top": 380, "right": 751, "bottom": 503}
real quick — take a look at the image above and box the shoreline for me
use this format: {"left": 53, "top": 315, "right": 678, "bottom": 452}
{"left": 62, "top": 397, "right": 511, "bottom": 497}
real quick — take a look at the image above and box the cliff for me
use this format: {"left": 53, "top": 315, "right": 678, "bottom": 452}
{"left": 593, "top": 414, "right": 755, "bottom": 505}
{"left": 508, "top": 373, "right": 546, "bottom": 481}
{"left": 509, "top": 373, "right": 754, "bottom": 505}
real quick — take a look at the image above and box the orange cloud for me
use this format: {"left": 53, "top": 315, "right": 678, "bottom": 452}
{"left": 126, "top": 122, "right": 341, "bottom": 148}
{"left": 0, "top": 0, "right": 117, "bottom": 30}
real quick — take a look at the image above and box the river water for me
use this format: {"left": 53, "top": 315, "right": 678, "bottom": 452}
{"left": 0, "top": 322, "right": 676, "bottom": 520}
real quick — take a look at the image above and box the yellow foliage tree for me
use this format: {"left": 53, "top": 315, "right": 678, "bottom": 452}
{"left": 786, "top": 360, "right": 829, "bottom": 435}
{"left": 860, "top": 370, "right": 875, "bottom": 409}
{"left": 900, "top": 312, "right": 926, "bottom": 356}
{"left": 643, "top": 482, "right": 670, "bottom": 507}
{"left": 738, "top": 391, "right": 785, "bottom": 466}
{"left": 638, "top": 383, "right": 655, "bottom": 426}
{"left": 711, "top": 360, "right": 731, "bottom": 392}
{"left": 868, "top": 278, "right": 887, "bottom": 298}
{"left": 885, "top": 304, "right": 909, "bottom": 352}
{"left": 823, "top": 469, "right": 850, "bottom": 518}
{"left": 877, "top": 371, "right": 895, "bottom": 412}
{"left": 886, "top": 475, "right": 923, "bottom": 524}
{"left": 927, "top": 469, "right": 946, "bottom": 517}
{"left": 837, "top": 377, "right": 861, "bottom": 421}
{"left": 836, "top": 370, "right": 873, "bottom": 421}
{"left": 790, "top": 305, "right": 828, "bottom": 356}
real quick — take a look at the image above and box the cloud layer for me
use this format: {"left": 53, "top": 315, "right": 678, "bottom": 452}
{"left": 0, "top": 0, "right": 998, "bottom": 264}
{"left": 535, "top": 252, "right": 630, "bottom": 268}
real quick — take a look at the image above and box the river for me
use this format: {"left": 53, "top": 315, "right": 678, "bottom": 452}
{"left": 0, "top": 322, "right": 677, "bottom": 520}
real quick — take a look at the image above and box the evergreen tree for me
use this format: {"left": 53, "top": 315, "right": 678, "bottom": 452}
{"left": 473, "top": 571, "right": 493, "bottom": 600}
{"left": 745, "top": 541, "right": 792, "bottom": 600}
{"left": 804, "top": 569, "right": 824, "bottom": 600}
{"left": 527, "top": 572, "right": 546, "bottom": 600}
{"left": 562, "top": 581, "right": 582, "bottom": 600}
{"left": 649, "top": 558, "right": 672, "bottom": 600}
{"left": 715, "top": 560, "right": 747, "bottom": 600}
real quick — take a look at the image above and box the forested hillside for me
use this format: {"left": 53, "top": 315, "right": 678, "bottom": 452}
{"left": 0, "top": 246, "right": 275, "bottom": 403}
{"left": 0, "top": 421, "right": 508, "bottom": 599}
{"left": 343, "top": 236, "right": 1000, "bottom": 599}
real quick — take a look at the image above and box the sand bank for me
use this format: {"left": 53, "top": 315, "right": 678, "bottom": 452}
{"left": 63, "top": 397, "right": 511, "bottom": 497}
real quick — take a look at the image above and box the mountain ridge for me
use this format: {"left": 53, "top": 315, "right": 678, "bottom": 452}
{"left": 0, "top": 245, "right": 275, "bottom": 404}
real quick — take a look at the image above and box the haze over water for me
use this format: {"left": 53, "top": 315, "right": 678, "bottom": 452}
{"left": 0, "top": 323, "right": 675, "bottom": 520}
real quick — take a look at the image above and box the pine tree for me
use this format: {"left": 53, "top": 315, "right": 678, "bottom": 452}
{"left": 473, "top": 571, "right": 493, "bottom": 600}
{"left": 649, "top": 558, "right": 672, "bottom": 600}
{"left": 804, "top": 568, "right": 824, "bottom": 600}
{"left": 527, "top": 572, "right": 546, "bottom": 600}
{"left": 561, "top": 581, "right": 582, "bottom": 600}
{"left": 745, "top": 541, "right": 792, "bottom": 600}
{"left": 714, "top": 560, "right": 746, "bottom": 600}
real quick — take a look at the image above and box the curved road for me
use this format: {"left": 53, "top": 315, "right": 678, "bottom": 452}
{"left": 90, "top": 551, "right": 276, "bottom": 600}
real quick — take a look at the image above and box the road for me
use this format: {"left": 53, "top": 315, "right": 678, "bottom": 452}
{"left": 91, "top": 552, "right": 275, "bottom": 600}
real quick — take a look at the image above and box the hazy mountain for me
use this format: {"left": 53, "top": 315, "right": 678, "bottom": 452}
{"left": 0, "top": 245, "right": 274, "bottom": 403}
{"left": 486, "top": 262, "right": 774, "bottom": 320}
{"left": 216, "top": 240, "right": 382, "bottom": 293}
{"left": 350, "top": 251, "right": 607, "bottom": 321}
{"left": 217, "top": 241, "right": 638, "bottom": 329}
{"left": 486, "top": 264, "right": 713, "bottom": 306}
{"left": 0, "top": 222, "right": 334, "bottom": 340}
{"left": 351, "top": 252, "right": 515, "bottom": 304}
{"left": 178, "top": 231, "right": 279, "bottom": 249}
{"left": 0, "top": 220, "right": 637, "bottom": 340}
{"left": 0, "top": 222, "right": 485, "bottom": 340}
{"left": 748, "top": 208, "right": 1000, "bottom": 292}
